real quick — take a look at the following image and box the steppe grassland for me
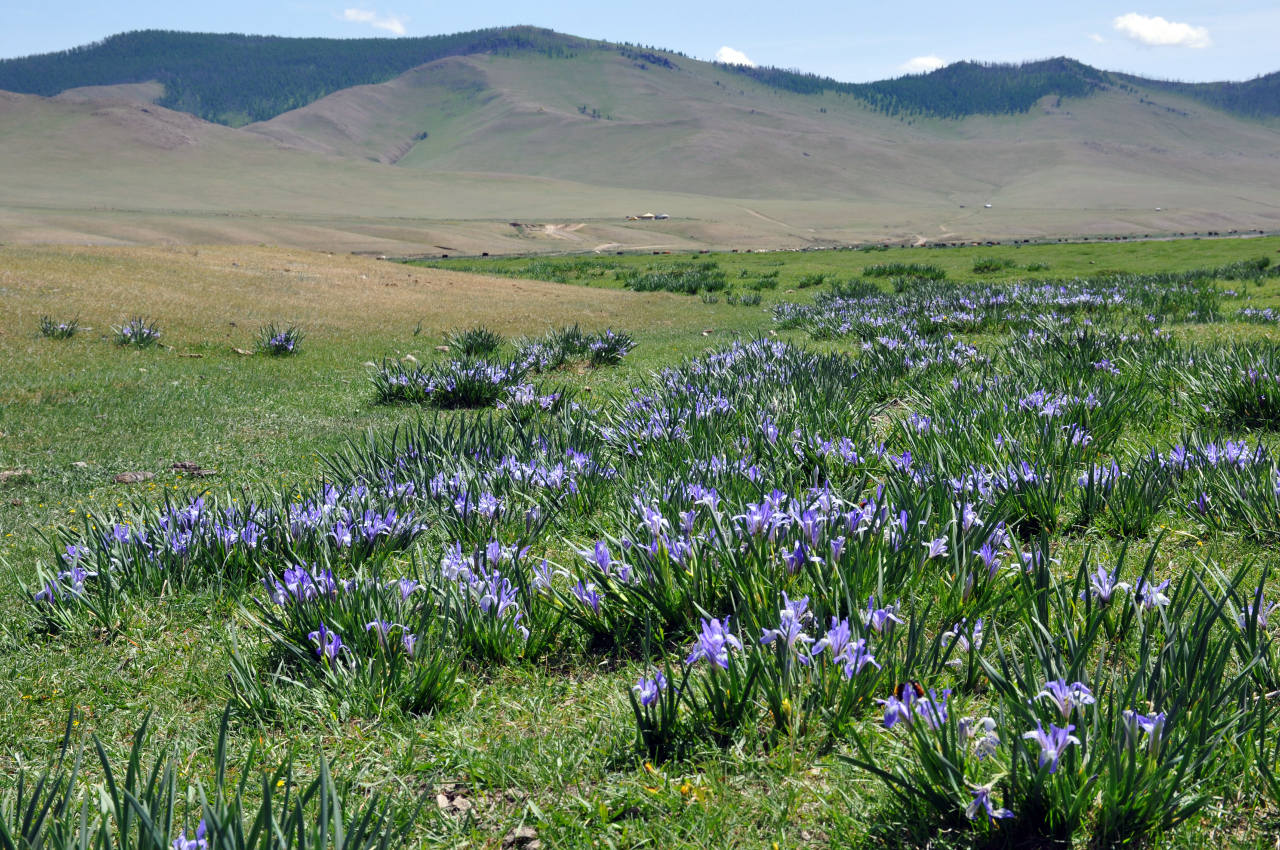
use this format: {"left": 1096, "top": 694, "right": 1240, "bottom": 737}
{"left": 2, "top": 237, "right": 1280, "bottom": 848}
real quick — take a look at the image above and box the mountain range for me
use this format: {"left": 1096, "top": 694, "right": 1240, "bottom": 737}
{"left": 1, "top": 27, "right": 1277, "bottom": 254}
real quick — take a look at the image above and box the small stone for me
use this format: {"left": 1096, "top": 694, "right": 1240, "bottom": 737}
{"left": 233, "top": 348, "right": 254, "bottom": 355}
{"left": 113, "top": 471, "right": 154, "bottom": 484}
{"left": 402, "top": 354, "right": 419, "bottom": 364}
{"left": 72, "top": 461, "right": 89, "bottom": 469}
{"left": 502, "top": 826, "right": 540, "bottom": 850}
{"left": 0, "top": 469, "right": 33, "bottom": 483}
{"left": 178, "top": 352, "right": 204, "bottom": 358}
{"left": 434, "top": 345, "right": 450, "bottom": 352}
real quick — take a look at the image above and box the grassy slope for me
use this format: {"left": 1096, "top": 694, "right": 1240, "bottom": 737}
{"left": 3, "top": 238, "right": 1280, "bottom": 848}
{"left": 2, "top": 45, "right": 1280, "bottom": 253}
{"left": 423, "top": 235, "right": 1280, "bottom": 291}
{"left": 255, "top": 48, "right": 1280, "bottom": 210}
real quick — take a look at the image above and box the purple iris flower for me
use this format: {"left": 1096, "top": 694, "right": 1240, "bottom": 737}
{"left": 532, "top": 559, "right": 555, "bottom": 589}
{"left": 1086, "top": 567, "right": 1129, "bottom": 604}
{"left": 865, "top": 596, "right": 904, "bottom": 633}
{"left": 633, "top": 672, "right": 667, "bottom": 707}
{"left": 838, "top": 638, "right": 880, "bottom": 678}
{"left": 976, "top": 541, "right": 1001, "bottom": 576}
{"left": 961, "top": 716, "right": 1001, "bottom": 760}
{"left": 782, "top": 541, "right": 811, "bottom": 573}
{"left": 913, "top": 688, "right": 950, "bottom": 729}
{"left": 966, "top": 786, "right": 1013, "bottom": 823}
{"left": 1022, "top": 723, "right": 1079, "bottom": 773}
{"left": 171, "top": 820, "right": 208, "bottom": 850}
{"left": 877, "top": 694, "right": 913, "bottom": 729}
{"left": 685, "top": 617, "right": 743, "bottom": 669}
{"left": 1038, "top": 679, "right": 1096, "bottom": 719}
{"left": 590, "top": 541, "right": 612, "bottom": 575}
{"left": 477, "top": 492, "right": 500, "bottom": 519}
{"left": 572, "top": 580, "right": 601, "bottom": 614}
{"left": 1238, "top": 599, "right": 1278, "bottom": 630}
{"left": 811, "top": 617, "right": 851, "bottom": 662}
{"left": 923, "top": 537, "right": 949, "bottom": 560}
{"left": 760, "top": 593, "right": 814, "bottom": 660}
{"left": 308, "top": 623, "right": 344, "bottom": 661}
{"left": 1135, "top": 577, "right": 1170, "bottom": 611}
{"left": 1121, "top": 709, "right": 1166, "bottom": 755}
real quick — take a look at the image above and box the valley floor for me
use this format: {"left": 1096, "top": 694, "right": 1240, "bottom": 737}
{"left": 3, "top": 238, "right": 1280, "bottom": 848}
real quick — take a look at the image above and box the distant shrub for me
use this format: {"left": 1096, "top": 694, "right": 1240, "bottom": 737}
{"left": 857, "top": 244, "right": 890, "bottom": 252}
{"left": 445, "top": 325, "right": 503, "bottom": 357}
{"left": 39, "top": 316, "right": 79, "bottom": 339}
{"left": 726, "top": 291, "right": 763, "bottom": 306}
{"left": 588, "top": 329, "right": 637, "bottom": 366}
{"left": 1215, "top": 257, "right": 1273, "bottom": 281}
{"left": 1025, "top": 262, "right": 1051, "bottom": 272}
{"left": 373, "top": 357, "right": 525, "bottom": 408}
{"left": 622, "top": 261, "right": 728, "bottom": 294}
{"left": 972, "top": 257, "right": 1016, "bottom": 273}
{"left": 700, "top": 292, "right": 720, "bottom": 304}
{"left": 256, "top": 322, "right": 303, "bottom": 356}
{"left": 829, "top": 279, "right": 881, "bottom": 299}
{"left": 892, "top": 276, "right": 946, "bottom": 294}
{"left": 1238, "top": 307, "right": 1280, "bottom": 324}
{"left": 863, "top": 262, "right": 946, "bottom": 280}
{"left": 113, "top": 317, "right": 161, "bottom": 348}
{"left": 516, "top": 324, "right": 635, "bottom": 371}
{"left": 796, "top": 273, "right": 828, "bottom": 289}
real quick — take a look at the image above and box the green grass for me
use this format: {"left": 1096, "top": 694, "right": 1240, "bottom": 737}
{"left": 3, "top": 238, "right": 1280, "bottom": 849}
{"left": 414, "top": 235, "right": 1280, "bottom": 294}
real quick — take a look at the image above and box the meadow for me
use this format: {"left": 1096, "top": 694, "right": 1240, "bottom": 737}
{"left": 3, "top": 237, "right": 1280, "bottom": 849}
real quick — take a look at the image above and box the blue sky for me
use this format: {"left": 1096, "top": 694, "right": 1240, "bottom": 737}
{"left": 3, "top": 1, "right": 1277, "bottom": 82}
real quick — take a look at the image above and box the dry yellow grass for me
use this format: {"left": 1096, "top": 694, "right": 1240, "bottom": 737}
{"left": 0, "top": 244, "right": 691, "bottom": 346}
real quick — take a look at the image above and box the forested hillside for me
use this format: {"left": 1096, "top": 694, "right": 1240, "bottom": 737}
{"left": 1123, "top": 70, "right": 1280, "bottom": 119}
{"left": 729, "top": 58, "right": 1280, "bottom": 120}
{"left": 0, "top": 26, "right": 1276, "bottom": 126}
{"left": 0, "top": 26, "right": 589, "bottom": 125}
{"left": 729, "top": 58, "right": 1111, "bottom": 118}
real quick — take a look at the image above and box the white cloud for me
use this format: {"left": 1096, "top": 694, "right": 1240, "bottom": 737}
{"left": 1112, "top": 13, "right": 1210, "bottom": 48}
{"left": 342, "top": 8, "right": 407, "bottom": 35}
{"left": 715, "top": 46, "right": 756, "bottom": 67}
{"left": 899, "top": 55, "right": 946, "bottom": 74}
{"left": 1087, "top": 33, "right": 1105, "bottom": 44}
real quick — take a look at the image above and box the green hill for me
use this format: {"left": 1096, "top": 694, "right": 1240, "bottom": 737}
{"left": 2, "top": 28, "right": 1277, "bottom": 127}
{"left": 0, "top": 27, "right": 593, "bottom": 125}
{"left": 1, "top": 27, "right": 1279, "bottom": 254}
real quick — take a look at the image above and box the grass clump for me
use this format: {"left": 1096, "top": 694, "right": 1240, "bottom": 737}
{"left": 863, "top": 262, "right": 947, "bottom": 280}
{"left": 372, "top": 357, "right": 526, "bottom": 408}
{"left": 255, "top": 321, "right": 303, "bottom": 355}
{"left": 621, "top": 261, "right": 728, "bottom": 294}
{"left": 972, "top": 256, "right": 1016, "bottom": 273}
{"left": 515, "top": 324, "right": 636, "bottom": 371}
{"left": 113, "top": 316, "right": 161, "bottom": 348}
{"left": 39, "top": 315, "right": 79, "bottom": 339}
{"left": 2, "top": 708, "right": 416, "bottom": 849}
{"left": 444, "top": 324, "right": 503, "bottom": 357}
